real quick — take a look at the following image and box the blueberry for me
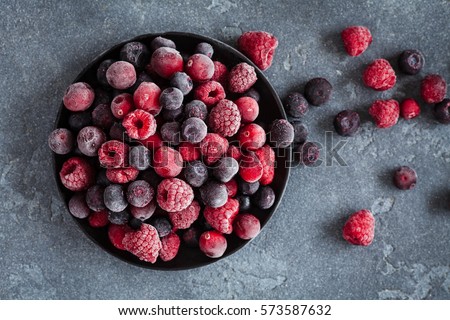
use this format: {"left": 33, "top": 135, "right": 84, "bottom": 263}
{"left": 152, "top": 217, "right": 172, "bottom": 237}
{"left": 398, "top": 50, "right": 425, "bottom": 75}
{"left": 242, "top": 88, "right": 260, "bottom": 102}
{"left": 86, "top": 185, "right": 106, "bottom": 212}
{"left": 127, "top": 180, "right": 153, "bottom": 208}
{"left": 181, "top": 117, "right": 207, "bottom": 143}
{"left": 200, "top": 180, "right": 228, "bottom": 208}
{"left": 108, "top": 209, "right": 130, "bottom": 225}
{"left": 270, "top": 119, "right": 294, "bottom": 148}
{"left": 77, "top": 126, "right": 106, "bottom": 157}
{"left": 138, "top": 170, "right": 162, "bottom": 188}
{"left": 160, "top": 87, "right": 183, "bottom": 110}
{"left": 92, "top": 103, "right": 114, "bottom": 130}
{"left": 120, "top": 41, "right": 150, "bottom": 69}
{"left": 48, "top": 128, "right": 74, "bottom": 155}
{"left": 434, "top": 99, "right": 450, "bottom": 124}
{"left": 252, "top": 186, "right": 275, "bottom": 209}
{"left": 304, "top": 77, "right": 332, "bottom": 106}
{"left": 393, "top": 166, "right": 417, "bottom": 190}
{"left": 104, "top": 184, "right": 128, "bottom": 212}
{"left": 160, "top": 121, "right": 181, "bottom": 146}
{"left": 238, "top": 179, "right": 260, "bottom": 195}
{"left": 184, "top": 160, "right": 208, "bottom": 187}
{"left": 97, "top": 59, "right": 116, "bottom": 87}
{"left": 96, "top": 169, "right": 110, "bottom": 187}
{"left": 183, "top": 227, "right": 201, "bottom": 247}
{"left": 128, "top": 217, "right": 143, "bottom": 230}
{"left": 170, "top": 72, "right": 193, "bottom": 95}
{"left": 184, "top": 100, "right": 208, "bottom": 121}
{"left": 69, "top": 111, "right": 92, "bottom": 132}
{"left": 129, "top": 145, "right": 151, "bottom": 170}
{"left": 334, "top": 110, "right": 360, "bottom": 136}
{"left": 284, "top": 92, "right": 309, "bottom": 118}
{"left": 236, "top": 195, "right": 251, "bottom": 211}
{"left": 150, "top": 36, "right": 176, "bottom": 51}
{"left": 195, "top": 42, "right": 214, "bottom": 58}
{"left": 291, "top": 121, "right": 309, "bottom": 144}
{"left": 213, "top": 157, "right": 239, "bottom": 183}
{"left": 294, "top": 142, "right": 320, "bottom": 166}
{"left": 68, "top": 193, "right": 90, "bottom": 219}
{"left": 161, "top": 106, "right": 184, "bottom": 122}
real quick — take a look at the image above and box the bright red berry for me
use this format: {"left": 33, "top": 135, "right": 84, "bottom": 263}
{"left": 369, "top": 99, "right": 400, "bottom": 128}
{"left": 106, "top": 167, "right": 139, "bottom": 184}
{"left": 255, "top": 144, "right": 275, "bottom": 186}
{"left": 111, "top": 93, "right": 134, "bottom": 119}
{"left": 199, "top": 230, "right": 227, "bottom": 258}
{"left": 421, "top": 74, "right": 447, "bottom": 104}
{"left": 156, "top": 178, "right": 194, "bottom": 212}
{"left": 208, "top": 99, "right": 241, "bottom": 137}
{"left": 238, "top": 123, "right": 266, "bottom": 151}
{"left": 133, "top": 82, "right": 162, "bottom": 115}
{"left": 140, "top": 133, "right": 163, "bottom": 150}
{"left": 194, "top": 80, "right": 226, "bottom": 107}
{"left": 151, "top": 47, "right": 183, "bottom": 79}
{"left": 153, "top": 146, "right": 183, "bottom": 178}
{"left": 239, "top": 151, "right": 263, "bottom": 183}
{"left": 185, "top": 54, "right": 215, "bottom": 82}
{"left": 159, "top": 232, "right": 181, "bottom": 262}
{"left": 88, "top": 210, "right": 109, "bottom": 228}
{"left": 227, "top": 145, "right": 242, "bottom": 161}
{"left": 233, "top": 214, "right": 261, "bottom": 240}
{"left": 237, "top": 31, "right": 278, "bottom": 70}
{"left": 342, "top": 209, "right": 375, "bottom": 246}
{"left": 235, "top": 97, "right": 259, "bottom": 123}
{"left": 98, "top": 140, "right": 129, "bottom": 168}
{"left": 341, "top": 26, "right": 372, "bottom": 57}
{"left": 63, "top": 82, "right": 95, "bottom": 112}
{"left": 123, "top": 223, "right": 162, "bottom": 263}
{"left": 400, "top": 98, "right": 421, "bottom": 120}
{"left": 122, "top": 109, "right": 157, "bottom": 140}
{"left": 204, "top": 198, "right": 239, "bottom": 234}
{"left": 106, "top": 61, "right": 136, "bottom": 90}
{"left": 228, "top": 62, "right": 257, "bottom": 93}
{"left": 108, "top": 224, "right": 132, "bottom": 250}
{"left": 363, "top": 59, "right": 396, "bottom": 91}
{"left": 224, "top": 179, "right": 238, "bottom": 197}
{"left": 199, "top": 133, "right": 229, "bottom": 165}
{"left": 59, "top": 157, "right": 95, "bottom": 191}
{"left": 178, "top": 142, "right": 201, "bottom": 162}
{"left": 211, "top": 61, "right": 229, "bottom": 86}
{"left": 168, "top": 200, "right": 200, "bottom": 229}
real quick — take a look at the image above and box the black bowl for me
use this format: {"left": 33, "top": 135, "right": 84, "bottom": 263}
{"left": 53, "top": 32, "right": 291, "bottom": 270}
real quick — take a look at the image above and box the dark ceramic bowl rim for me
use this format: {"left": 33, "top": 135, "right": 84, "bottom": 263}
{"left": 53, "top": 31, "right": 291, "bottom": 270}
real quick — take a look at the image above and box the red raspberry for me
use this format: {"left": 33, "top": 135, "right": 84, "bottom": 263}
{"left": 363, "top": 59, "right": 396, "bottom": 91}
{"left": 168, "top": 200, "right": 200, "bottom": 229}
{"left": 111, "top": 93, "right": 134, "bottom": 119}
{"left": 140, "top": 132, "right": 163, "bottom": 150}
{"left": 235, "top": 97, "right": 259, "bottom": 123}
{"left": 224, "top": 179, "right": 238, "bottom": 197}
{"left": 59, "top": 157, "right": 95, "bottom": 191}
{"left": 400, "top": 98, "right": 421, "bottom": 120}
{"left": 255, "top": 144, "right": 275, "bottom": 186}
{"left": 208, "top": 99, "right": 241, "bottom": 137}
{"left": 228, "top": 62, "right": 257, "bottom": 93}
{"left": 238, "top": 123, "right": 266, "bottom": 150}
{"left": 185, "top": 53, "right": 215, "bottom": 82}
{"left": 233, "top": 213, "right": 261, "bottom": 240}
{"left": 179, "top": 142, "right": 200, "bottom": 162}
{"left": 369, "top": 99, "right": 400, "bottom": 128}
{"left": 237, "top": 31, "right": 278, "bottom": 71}
{"left": 342, "top": 209, "right": 375, "bottom": 246}
{"left": 108, "top": 224, "right": 132, "bottom": 250}
{"left": 122, "top": 109, "right": 156, "bottom": 140}
{"left": 133, "top": 82, "right": 162, "bottom": 115}
{"left": 199, "top": 230, "right": 227, "bottom": 258}
{"left": 88, "top": 210, "right": 109, "bottom": 228}
{"left": 341, "top": 26, "right": 372, "bottom": 57}
{"left": 159, "top": 232, "right": 181, "bottom": 262}
{"left": 123, "top": 223, "right": 162, "bottom": 263}
{"left": 151, "top": 47, "right": 183, "bottom": 79}
{"left": 106, "top": 167, "right": 139, "bottom": 184}
{"left": 421, "top": 74, "right": 447, "bottom": 104}
{"left": 153, "top": 146, "right": 183, "bottom": 178}
{"left": 106, "top": 61, "right": 136, "bottom": 90}
{"left": 212, "top": 61, "right": 229, "bottom": 86}
{"left": 63, "top": 82, "right": 94, "bottom": 112}
{"left": 239, "top": 151, "right": 263, "bottom": 183}
{"left": 227, "top": 145, "right": 242, "bottom": 161}
{"left": 194, "top": 80, "right": 226, "bottom": 107}
{"left": 157, "top": 178, "right": 194, "bottom": 212}
{"left": 98, "top": 140, "right": 129, "bottom": 168}
{"left": 204, "top": 198, "right": 239, "bottom": 234}
{"left": 199, "top": 133, "right": 229, "bottom": 165}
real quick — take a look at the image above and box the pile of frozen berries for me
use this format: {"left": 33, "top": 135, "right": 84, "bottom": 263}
{"left": 49, "top": 32, "right": 289, "bottom": 263}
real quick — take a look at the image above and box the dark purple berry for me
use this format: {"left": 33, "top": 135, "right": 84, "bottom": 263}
{"left": 284, "top": 92, "right": 309, "bottom": 118}
{"left": 48, "top": 128, "right": 74, "bottom": 155}
{"left": 181, "top": 117, "right": 207, "bottom": 143}
{"left": 138, "top": 170, "right": 162, "bottom": 188}
{"left": 200, "top": 180, "right": 228, "bottom": 208}
{"left": 184, "top": 100, "right": 208, "bottom": 121}
{"left": 96, "top": 169, "right": 110, "bottom": 187}
{"left": 129, "top": 145, "right": 151, "bottom": 170}
{"left": 161, "top": 106, "right": 184, "bottom": 122}
{"left": 150, "top": 36, "right": 176, "bottom": 51}
{"left": 184, "top": 160, "right": 208, "bottom": 187}
{"left": 213, "top": 157, "right": 239, "bottom": 183}
{"left": 195, "top": 42, "right": 214, "bottom": 58}
{"left": 170, "top": 72, "right": 193, "bottom": 95}
{"left": 291, "top": 121, "right": 309, "bottom": 144}
{"left": 304, "top": 77, "right": 332, "bottom": 106}
{"left": 108, "top": 209, "right": 130, "bottom": 225}
{"left": 398, "top": 50, "right": 424, "bottom": 75}
{"left": 130, "top": 200, "right": 156, "bottom": 221}
{"left": 104, "top": 184, "right": 128, "bottom": 212}
{"left": 434, "top": 99, "right": 450, "bottom": 124}
{"left": 128, "top": 217, "right": 143, "bottom": 230}
{"left": 131, "top": 71, "right": 153, "bottom": 92}
{"left": 295, "top": 142, "right": 320, "bottom": 166}
{"left": 236, "top": 195, "right": 251, "bottom": 211}
{"left": 92, "top": 103, "right": 114, "bottom": 130}
{"left": 183, "top": 227, "right": 201, "bottom": 247}
{"left": 242, "top": 88, "right": 260, "bottom": 102}
{"left": 334, "top": 110, "right": 360, "bottom": 136}
{"left": 68, "top": 111, "right": 92, "bottom": 132}
{"left": 270, "top": 119, "right": 294, "bottom": 148}
{"left": 127, "top": 180, "right": 153, "bottom": 208}
{"left": 93, "top": 88, "right": 111, "bottom": 106}
{"left": 160, "top": 121, "right": 181, "bottom": 146}
{"left": 152, "top": 217, "right": 172, "bottom": 237}
{"left": 393, "top": 166, "right": 417, "bottom": 190}
{"left": 109, "top": 122, "right": 129, "bottom": 141}
{"left": 160, "top": 87, "right": 183, "bottom": 110}
{"left": 77, "top": 126, "right": 106, "bottom": 157}
{"left": 252, "top": 186, "right": 275, "bottom": 209}
{"left": 86, "top": 185, "right": 106, "bottom": 212}
{"left": 68, "top": 193, "right": 90, "bottom": 219}
{"left": 238, "top": 179, "right": 260, "bottom": 195}
{"left": 120, "top": 41, "right": 150, "bottom": 69}
{"left": 97, "top": 59, "right": 116, "bottom": 87}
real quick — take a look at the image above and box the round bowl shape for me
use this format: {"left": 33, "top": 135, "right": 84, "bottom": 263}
{"left": 53, "top": 32, "right": 291, "bottom": 270}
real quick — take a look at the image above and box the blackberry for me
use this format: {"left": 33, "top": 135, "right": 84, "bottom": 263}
{"left": 200, "top": 180, "right": 228, "bottom": 208}
{"left": 68, "top": 111, "right": 92, "bottom": 132}
{"left": 170, "top": 72, "right": 193, "bottom": 95}
{"left": 129, "top": 145, "right": 151, "bottom": 170}
{"left": 184, "top": 100, "right": 208, "bottom": 121}
{"left": 304, "top": 77, "right": 332, "bottom": 106}
{"left": 97, "top": 59, "right": 116, "bottom": 87}
{"left": 238, "top": 179, "right": 260, "bottom": 195}
{"left": 150, "top": 36, "right": 176, "bottom": 51}
{"left": 160, "top": 121, "right": 181, "bottom": 146}
{"left": 152, "top": 217, "right": 172, "bottom": 237}
{"left": 236, "top": 195, "right": 251, "bottom": 211}
{"left": 160, "top": 87, "right": 184, "bottom": 110}
{"left": 434, "top": 99, "right": 450, "bottom": 124}
{"left": 213, "top": 157, "right": 239, "bottom": 183}
{"left": 334, "top": 110, "right": 360, "bottom": 136}
{"left": 252, "top": 186, "right": 275, "bottom": 209}
{"left": 184, "top": 160, "right": 208, "bottom": 187}
{"left": 86, "top": 185, "right": 106, "bottom": 212}
{"left": 120, "top": 41, "right": 150, "bottom": 69}
{"left": 291, "top": 121, "right": 309, "bottom": 144}
{"left": 181, "top": 117, "right": 207, "bottom": 143}
{"left": 195, "top": 42, "right": 214, "bottom": 58}
{"left": 270, "top": 119, "right": 294, "bottom": 148}
{"left": 104, "top": 184, "right": 128, "bottom": 212}
{"left": 108, "top": 210, "right": 130, "bottom": 225}
{"left": 284, "top": 92, "right": 309, "bottom": 118}
{"left": 398, "top": 49, "right": 424, "bottom": 75}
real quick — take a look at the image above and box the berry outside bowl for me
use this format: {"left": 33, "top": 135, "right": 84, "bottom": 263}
{"left": 53, "top": 32, "right": 291, "bottom": 270}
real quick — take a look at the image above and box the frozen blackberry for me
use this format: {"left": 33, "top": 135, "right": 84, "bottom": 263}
{"left": 120, "top": 41, "right": 150, "bottom": 69}
{"left": 213, "top": 157, "right": 239, "bottom": 183}
{"left": 434, "top": 99, "right": 450, "bottom": 124}
{"left": 108, "top": 209, "right": 130, "bottom": 225}
{"left": 334, "top": 110, "right": 360, "bottom": 136}
{"left": 304, "top": 78, "right": 332, "bottom": 106}
{"left": 160, "top": 121, "right": 181, "bottom": 146}
{"left": 184, "top": 160, "right": 208, "bottom": 187}
{"left": 152, "top": 217, "right": 172, "bottom": 237}
{"left": 77, "top": 126, "right": 106, "bottom": 157}
{"left": 128, "top": 217, "right": 143, "bottom": 230}
{"left": 150, "top": 36, "right": 176, "bottom": 51}
{"left": 127, "top": 180, "right": 153, "bottom": 208}
{"left": 398, "top": 49, "right": 424, "bottom": 75}
{"left": 161, "top": 106, "right": 184, "bottom": 122}
{"left": 284, "top": 92, "right": 309, "bottom": 118}
{"left": 270, "top": 119, "right": 294, "bottom": 148}
{"left": 97, "top": 59, "right": 116, "bottom": 87}
{"left": 104, "top": 184, "right": 128, "bottom": 212}
{"left": 86, "top": 185, "right": 106, "bottom": 212}
{"left": 252, "top": 186, "right": 275, "bottom": 209}
{"left": 238, "top": 179, "right": 260, "bottom": 195}
{"left": 129, "top": 145, "right": 151, "bottom": 170}
{"left": 184, "top": 100, "right": 208, "bottom": 121}
{"left": 160, "top": 87, "right": 184, "bottom": 110}
{"left": 68, "top": 111, "right": 92, "bottom": 131}
{"left": 200, "top": 180, "right": 228, "bottom": 208}
{"left": 236, "top": 195, "right": 251, "bottom": 211}
{"left": 181, "top": 117, "right": 207, "bottom": 144}
{"left": 291, "top": 121, "right": 309, "bottom": 144}
{"left": 195, "top": 42, "right": 214, "bottom": 58}
{"left": 183, "top": 227, "right": 201, "bottom": 247}
{"left": 170, "top": 72, "right": 193, "bottom": 95}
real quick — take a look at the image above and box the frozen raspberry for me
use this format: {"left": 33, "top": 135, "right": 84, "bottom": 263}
{"left": 209, "top": 99, "right": 241, "bottom": 137}
{"left": 199, "top": 230, "right": 227, "bottom": 258}
{"left": 255, "top": 144, "right": 275, "bottom": 186}
{"left": 127, "top": 180, "right": 153, "bottom": 207}
{"left": 295, "top": 142, "right": 320, "bottom": 166}
{"left": 284, "top": 92, "right": 309, "bottom": 118}
{"left": 304, "top": 78, "right": 333, "bottom": 106}
{"left": 369, "top": 99, "right": 400, "bottom": 128}
{"left": 398, "top": 49, "right": 425, "bottom": 75}
{"left": 333, "top": 110, "right": 360, "bottom": 136}
{"left": 110, "top": 93, "right": 134, "bottom": 119}
{"left": 97, "top": 59, "right": 116, "bottom": 88}
{"left": 185, "top": 100, "right": 208, "bottom": 120}
{"left": 200, "top": 180, "right": 228, "bottom": 208}
{"left": 233, "top": 214, "right": 261, "bottom": 240}
{"left": 153, "top": 146, "right": 183, "bottom": 178}
{"left": 400, "top": 98, "right": 421, "bottom": 120}
{"left": 183, "top": 227, "right": 201, "bottom": 248}
{"left": 179, "top": 142, "right": 201, "bottom": 162}
{"left": 86, "top": 185, "right": 106, "bottom": 212}
{"left": 122, "top": 109, "right": 156, "bottom": 140}
{"left": 63, "top": 82, "right": 95, "bottom": 112}
{"left": 421, "top": 74, "right": 447, "bottom": 104}
{"left": 88, "top": 210, "right": 109, "bottom": 228}
{"left": 140, "top": 133, "right": 163, "bottom": 150}
{"left": 150, "top": 36, "right": 176, "bottom": 51}
{"left": 133, "top": 82, "right": 162, "bottom": 115}
{"left": 199, "top": 133, "right": 229, "bottom": 165}
{"left": 157, "top": 178, "right": 194, "bottom": 212}
{"left": 106, "top": 61, "right": 136, "bottom": 90}
{"left": 237, "top": 31, "right": 278, "bottom": 70}
{"left": 59, "top": 157, "right": 95, "bottom": 191}
{"left": 185, "top": 53, "right": 214, "bottom": 82}
{"left": 120, "top": 41, "right": 149, "bottom": 69}
{"left": 393, "top": 166, "right": 417, "bottom": 190}
{"left": 224, "top": 179, "right": 238, "bottom": 197}
{"left": 195, "top": 42, "right": 214, "bottom": 58}
{"left": 363, "top": 59, "right": 396, "bottom": 91}
{"left": 168, "top": 200, "right": 201, "bottom": 229}
{"left": 194, "top": 80, "right": 226, "bottom": 107}
{"left": 252, "top": 185, "right": 275, "bottom": 209}
{"left": 106, "top": 167, "right": 139, "bottom": 184}
{"left": 341, "top": 26, "right": 372, "bottom": 57}
{"left": 98, "top": 140, "right": 129, "bottom": 168}
{"left": 239, "top": 152, "right": 263, "bottom": 183}
{"left": 130, "top": 200, "right": 156, "bottom": 221}
{"left": 151, "top": 47, "right": 183, "bottom": 79}
{"left": 211, "top": 61, "right": 228, "bottom": 86}
{"left": 170, "top": 72, "right": 193, "bottom": 95}
{"left": 238, "top": 123, "right": 266, "bottom": 151}
{"left": 48, "top": 128, "right": 74, "bottom": 155}
{"left": 434, "top": 99, "right": 450, "bottom": 124}
{"left": 184, "top": 161, "right": 208, "bottom": 188}
{"left": 68, "top": 193, "right": 90, "bottom": 219}
{"left": 181, "top": 117, "right": 207, "bottom": 144}
{"left": 228, "top": 62, "right": 257, "bottom": 93}
{"left": 235, "top": 97, "right": 259, "bottom": 123}
{"left": 159, "top": 232, "right": 180, "bottom": 262}
{"left": 204, "top": 198, "right": 239, "bottom": 234}
{"left": 160, "top": 121, "right": 181, "bottom": 146}
{"left": 227, "top": 145, "right": 242, "bottom": 161}
{"left": 342, "top": 209, "right": 375, "bottom": 246}
{"left": 77, "top": 126, "right": 106, "bottom": 157}
{"left": 123, "top": 223, "right": 162, "bottom": 263}
{"left": 108, "top": 224, "right": 132, "bottom": 250}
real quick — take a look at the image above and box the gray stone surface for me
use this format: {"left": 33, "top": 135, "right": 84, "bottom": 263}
{"left": 0, "top": 0, "right": 449, "bottom": 299}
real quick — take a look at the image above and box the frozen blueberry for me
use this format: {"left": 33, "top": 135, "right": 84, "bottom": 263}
{"left": 270, "top": 119, "right": 294, "bottom": 148}
{"left": 200, "top": 180, "right": 228, "bottom": 208}
{"left": 128, "top": 217, "right": 143, "bottom": 230}
{"left": 129, "top": 145, "right": 151, "bottom": 170}
{"left": 139, "top": 169, "right": 162, "bottom": 188}
{"left": 434, "top": 99, "right": 450, "bottom": 124}
{"left": 108, "top": 209, "right": 130, "bottom": 225}
{"left": 213, "top": 157, "right": 239, "bottom": 183}
{"left": 304, "top": 78, "right": 332, "bottom": 106}
{"left": 92, "top": 103, "right": 114, "bottom": 130}
{"left": 97, "top": 59, "right": 116, "bottom": 87}
{"left": 236, "top": 195, "right": 251, "bottom": 211}
{"left": 120, "top": 41, "right": 150, "bottom": 69}
{"left": 252, "top": 186, "right": 275, "bottom": 209}
{"left": 150, "top": 36, "right": 176, "bottom": 51}
{"left": 152, "top": 217, "right": 172, "bottom": 237}
{"left": 238, "top": 179, "right": 260, "bottom": 195}
{"left": 242, "top": 88, "right": 260, "bottom": 102}
{"left": 284, "top": 92, "right": 309, "bottom": 118}
{"left": 195, "top": 42, "right": 214, "bottom": 58}
{"left": 68, "top": 111, "right": 92, "bottom": 132}
{"left": 184, "top": 160, "right": 208, "bottom": 187}
{"left": 68, "top": 193, "right": 90, "bottom": 219}
{"left": 104, "top": 184, "right": 128, "bottom": 212}
{"left": 127, "top": 180, "right": 153, "bottom": 208}
{"left": 170, "top": 72, "right": 193, "bottom": 95}
{"left": 161, "top": 106, "right": 184, "bottom": 122}
{"left": 184, "top": 100, "right": 208, "bottom": 121}
{"left": 160, "top": 87, "right": 183, "bottom": 110}
{"left": 334, "top": 110, "right": 360, "bottom": 136}
{"left": 295, "top": 142, "right": 320, "bottom": 166}
{"left": 393, "top": 166, "right": 417, "bottom": 190}
{"left": 48, "top": 128, "right": 74, "bottom": 155}
{"left": 398, "top": 49, "right": 424, "bottom": 75}
{"left": 160, "top": 121, "right": 181, "bottom": 145}
{"left": 86, "top": 185, "right": 106, "bottom": 212}
{"left": 77, "top": 126, "right": 106, "bottom": 157}
{"left": 183, "top": 227, "right": 201, "bottom": 247}
{"left": 291, "top": 121, "right": 309, "bottom": 144}
{"left": 181, "top": 117, "right": 207, "bottom": 143}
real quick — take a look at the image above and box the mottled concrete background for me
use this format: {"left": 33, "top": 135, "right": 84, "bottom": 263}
{"left": 0, "top": 0, "right": 449, "bottom": 299}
